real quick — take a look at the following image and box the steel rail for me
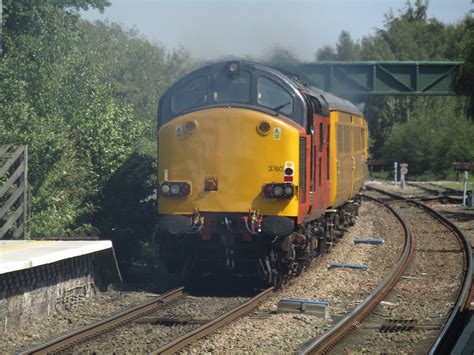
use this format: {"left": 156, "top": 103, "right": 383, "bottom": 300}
{"left": 299, "top": 193, "right": 414, "bottom": 354}
{"left": 152, "top": 287, "right": 274, "bottom": 354}
{"left": 366, "top": 185, "right": 473, "bottom": 354}
{"left": 19, "top": 287, "right": 185, "bottom": 355}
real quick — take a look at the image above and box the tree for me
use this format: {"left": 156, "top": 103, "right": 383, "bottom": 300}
{"left": 1, "top": 0, "right": 143, "bottom": 236}
{"left": 313, "top": 0, "right": 474, "bottom": 173}
{"left": 263, "top": 45, "right": 302, "bottom": 66}
{"left": 316, "top": 31, "right": 360, "bottom": 61}
{"left": 80, "top": 21, "right": 193, "bottom": 142}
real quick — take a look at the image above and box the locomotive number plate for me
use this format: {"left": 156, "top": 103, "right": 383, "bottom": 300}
{"left": 267, "top": 166, "right": 284, "bottom": 172}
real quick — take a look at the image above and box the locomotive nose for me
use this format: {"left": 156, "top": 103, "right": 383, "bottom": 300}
{"left": 158, "top": 107, "right": 300, "bottom": 217}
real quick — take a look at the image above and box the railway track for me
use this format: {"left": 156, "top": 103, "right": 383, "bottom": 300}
{"left": 300, "top": 186, "right": 472, "bottom": 354}
{"left": 18, "top": 287, "right": 185, "bottom": 354}
{"left": 19, "top": 285, "right": 273, "bottom": 354}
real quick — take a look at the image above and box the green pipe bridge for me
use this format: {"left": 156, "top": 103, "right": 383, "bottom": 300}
{"left": 290, "top": 61, "right": 462, "bottom": 99}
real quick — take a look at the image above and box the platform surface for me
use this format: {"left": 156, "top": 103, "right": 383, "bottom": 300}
{"left": 0, "top": 240, "right": 113, "bottom": 274}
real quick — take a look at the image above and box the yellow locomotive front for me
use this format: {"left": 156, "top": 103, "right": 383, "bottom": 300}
{"left": 158, "top": 108, "right": 301, "bottom": 216}
{"left": 157, "top": 62, "right": 309, "bottom": 283}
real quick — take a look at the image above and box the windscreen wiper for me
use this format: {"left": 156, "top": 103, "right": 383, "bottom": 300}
{"left": 272, "top": 101, "right": 291, "bottom": 114}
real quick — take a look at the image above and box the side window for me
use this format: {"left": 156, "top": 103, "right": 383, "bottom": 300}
{"left": 213, "top": 70, "right": 251, "bottom": 103}
{"left": 171, "top": 76, "right": 208, "bottom": 114}
{"left": 257, "top": 77, "right": 293, "bottom": 115}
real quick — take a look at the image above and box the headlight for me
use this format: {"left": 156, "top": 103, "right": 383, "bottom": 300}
{"left": 160, "top": 182, "right": 191, "bottom": 197}
{"left": 161, "top": 184, "right": 170, "bottom": 194}
{"left": 263, "top": 183, "right": 294, "bottom": 199}
{"left": 170, "top": 184, "right": 180, "bottom": 195}
{"left": 273, "top": 185, "right": 284, "bottom": 196}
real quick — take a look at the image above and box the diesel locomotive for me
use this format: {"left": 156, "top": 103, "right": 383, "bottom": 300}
{"left": 157, "top": 61, "right": 367, "bottom": 285}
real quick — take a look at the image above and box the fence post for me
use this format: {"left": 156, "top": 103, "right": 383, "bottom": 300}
{"left": 16, "top": 145, "right": 28, "bottom": 239}
{"left": 0, "top": 145, "right": 28, "bottom": 239}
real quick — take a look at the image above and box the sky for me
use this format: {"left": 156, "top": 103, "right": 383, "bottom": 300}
{"left": 81, "top": 0, "right": 473, "bottom": 61}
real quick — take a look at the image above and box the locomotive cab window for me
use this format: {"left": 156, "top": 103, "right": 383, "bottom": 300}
{"left": 257, "top": 77, "right": 293, "bottom": 116}
{"left": 171, "top": 76, "right": 208, "bottom": 114}
{"left": 213, "top": 70, "right": 251, "bottom": 103}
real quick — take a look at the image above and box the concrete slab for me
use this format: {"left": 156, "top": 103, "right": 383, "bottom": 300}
{"left": 0, "top": 240, "right": 113, "bottom": 274}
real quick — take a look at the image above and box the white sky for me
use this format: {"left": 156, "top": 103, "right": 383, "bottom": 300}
{"left": 82, "top": 0, "right": 472, "bottom": 60}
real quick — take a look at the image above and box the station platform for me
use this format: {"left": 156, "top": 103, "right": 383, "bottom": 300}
{"left": 0, "top": 240, "right": 122, "bottom": 332}
{"left": 0, "top": 240, "right": 117, "bottom": 274}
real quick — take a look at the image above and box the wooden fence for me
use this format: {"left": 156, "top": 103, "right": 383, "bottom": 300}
{"left": 0, "top": 145, "right": 28, "bottom": 239}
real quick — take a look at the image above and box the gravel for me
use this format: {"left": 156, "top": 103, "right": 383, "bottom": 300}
{"left": 71, "top": 294, "right": 250, "bottom": 353}
{"left": 182, "top": 198, "right": 405, "bottom": 353}
{"left": 5, "top": 179, "right": 469, "bottom": 353}
{"left": 1, "top": 291, "right": 157, "bottom": 353}
{"left": 331, "top": 182, "right": 467, "bottom": 353}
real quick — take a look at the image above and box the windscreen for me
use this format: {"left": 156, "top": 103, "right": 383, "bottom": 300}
{"left": 212, "top": 70, "right": 251, "bottom": 103}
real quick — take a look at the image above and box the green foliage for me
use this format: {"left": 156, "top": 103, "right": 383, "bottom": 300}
{"left": 454, "top": 16, "right": 474, "bottom": 116}
{"left": 314, "top": 0, "right": 474, "bottom": 174}
{"left": 91, "top": 152, "right": 157, "bottom": 267}
{"left": 383, "top": 98, "right": 474, "bottom": 175}
{"left": 1, "top": 0, "right": 144, "bottom": 237}
{"left": 262, "top": 45, "right": 302, "bottom": 66}
{"left": 316, "top": 31, "right": 361, "bottom": 61}
{"left": 80, "top": 21, "right": 193, "bottom": 141}
{"left": 1, "top": 0, "right": 193, "bottom": 247}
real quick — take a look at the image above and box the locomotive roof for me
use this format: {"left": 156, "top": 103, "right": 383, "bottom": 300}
{"left": 306, "top": 86, "right": 363, "bottom": 116}
{"left": 158, "top": 60, "right": 362, "bottom": 127}
{"left": 207, "top": 61, "right": 363, "bottom": 116}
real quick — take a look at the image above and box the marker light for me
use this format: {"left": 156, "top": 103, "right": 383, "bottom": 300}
{"left": 284, "top": 161, "right": 295, "bottom": 183}
{"left": 263, "top": 183, "right": 294, "bottom": 199}
{"left": 257, "top": 121, "right": 271, "bottom": 135}
{"left": 228, "top": 62, "right": 238, "bottom": 72}
{"left": 160, "top": 182, "right": 191, "bottom": 197}
{"left": 184, "top": 120, "right": 197, "bottom": 134}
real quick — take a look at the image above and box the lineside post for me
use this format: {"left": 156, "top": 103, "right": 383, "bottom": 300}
{"left": 394, "top": 162, "right": 398, "bottom": 185}
{"left": 462, "top": 171, "right": 468, "bottom": 207}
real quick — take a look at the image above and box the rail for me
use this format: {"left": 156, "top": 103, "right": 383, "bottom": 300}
{"left": 299, "top": 192, "right": 414, "bottom": 354}
{"left": 0, "top": 144, "right": 28, "bottom": 239}
{"left": 366, "top": 185, "right": 473, "bottom": 354}
{"left": 20, "top": 286, "right": 273, "bottom": 354}
{"left": 153, "top": 287, "right": 274, "bottom": 354}
{"left": 18, "top": 287, "right": 185, "bottom": 355}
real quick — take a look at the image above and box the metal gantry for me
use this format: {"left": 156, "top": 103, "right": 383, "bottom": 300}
{"left": 290, "top": 61, "right": 463, "bottom": 99}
